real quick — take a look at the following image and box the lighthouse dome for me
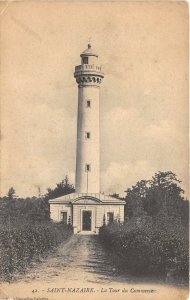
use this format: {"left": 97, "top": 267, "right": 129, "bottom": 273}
{"left": 80, "top": 43, "right": 98, "bottom": 58}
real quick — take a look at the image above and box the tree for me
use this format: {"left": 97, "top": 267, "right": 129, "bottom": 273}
{"left": 125, "top": 171, "right": 187, "bottom": 222}
{"left": 1, "top": 187, "right": 18, "bottom": 225}
{"left": 45, "top": 176, "right": 75, "bottom": 200}
{"left": 148, "top": 171, "right": 184, "bottom": 219}
{"left": 125, "top": 180, "right": 150, "bottom": 219}
{"left": 7, "top": 187, "right": 17, "bottom": 201}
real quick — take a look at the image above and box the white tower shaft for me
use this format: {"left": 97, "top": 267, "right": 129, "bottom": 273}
{"left": 74, "top": 44, "right": 104, "bottom": 194}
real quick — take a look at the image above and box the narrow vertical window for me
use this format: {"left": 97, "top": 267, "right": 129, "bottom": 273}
{"left": 85, "top": 132, "right": 91, "bottom": 139}
{"left": 85, "top": 164, "right": 91, "bottom": 172}
{"left": 87, "top": 100, "right": 91, "bottom": 108}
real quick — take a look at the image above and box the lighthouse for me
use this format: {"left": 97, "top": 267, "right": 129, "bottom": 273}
{"left": 49, "top": 44, "right": 125, "bottom": 234}
{"left": 74, "top": 43, "right": 104, "bottom": 194}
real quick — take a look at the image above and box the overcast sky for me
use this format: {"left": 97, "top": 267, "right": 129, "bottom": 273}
{"left": 1, "top": 1, "right": 188, "bottom": 197}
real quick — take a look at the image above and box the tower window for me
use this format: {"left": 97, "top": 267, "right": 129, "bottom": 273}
{"left": 83, "top": 57, "right": 88, "bottom": 64}
{"left": 85, "top": 132, "right": 91, "bottom": 139}
{"left": 87, "top": 100, "right": 91, "bottom": 108}
{"left": 85, "top": 164, "right": 91, "bottom": 172}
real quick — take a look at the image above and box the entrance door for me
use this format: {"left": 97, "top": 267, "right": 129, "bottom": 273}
{"left": 82, "top": 210, "right": 92, "bottom": 231}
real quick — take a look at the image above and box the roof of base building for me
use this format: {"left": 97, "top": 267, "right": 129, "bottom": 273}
{"left": 49, "top": 192, "right": 125, "bottom": 204}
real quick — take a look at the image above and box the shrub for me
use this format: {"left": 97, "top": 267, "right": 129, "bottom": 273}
{"left": 0, "top": 221, "right": 73, "bottom": 281}
{"left": 99, "top": 220, "right": 189, "bottom": 281}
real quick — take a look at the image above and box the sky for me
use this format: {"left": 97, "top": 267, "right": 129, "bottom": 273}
{"left": 0, "top": 1, "right": 189, "bottom": 197}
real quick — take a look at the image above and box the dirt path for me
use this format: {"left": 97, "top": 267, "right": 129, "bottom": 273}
{"left": 15, "top": 235, "right": 126, "bottom": 284}
{"left": 0, "top": 235, "right": 188, "bottom": 300}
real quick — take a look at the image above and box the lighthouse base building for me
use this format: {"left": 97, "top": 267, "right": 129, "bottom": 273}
{"left": 49, "top": 193, "right": 125, "bottom": 234}
{"left": 49, "top": 44, "right": 125, "bottom": 234}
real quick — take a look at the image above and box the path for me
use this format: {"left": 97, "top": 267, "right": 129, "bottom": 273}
{"left": 0, "top": 236, "right": 188, "bottom": 300}
{"left": 15, "top": 235, "right": 128, "bottom": 284}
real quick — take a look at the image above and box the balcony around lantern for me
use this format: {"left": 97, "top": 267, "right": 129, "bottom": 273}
{"left": 74, "top": 64, "right": 104, "bottom": 78}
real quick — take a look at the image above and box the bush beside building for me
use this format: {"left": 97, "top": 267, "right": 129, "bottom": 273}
{"left": 99, "top": 171, "right": 189, "bottom": 283}
{"left": 99, "top": 220, "right": 188, "bottom": 282}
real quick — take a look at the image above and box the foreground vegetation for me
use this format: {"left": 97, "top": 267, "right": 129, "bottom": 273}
{"left": 100, "top": 171, "right": 189, "bottom": 283}
{"left": 0, "top": 221, "right": 72, "bottom": 281}
{"left": 100, "top": 220, "right": 188, "bottom": 282}
{"left": 0, "top": 177, "right": 74, "bottom": 282}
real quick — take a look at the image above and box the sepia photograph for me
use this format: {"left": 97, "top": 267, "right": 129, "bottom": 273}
{"left": 0, "top": 1, "right": 189, "bottom": 300}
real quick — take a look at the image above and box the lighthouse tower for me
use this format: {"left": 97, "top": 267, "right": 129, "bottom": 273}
{"left": 49, "top": 44, "right": 125, "bottom": 233}
{"left": 74, "top": 44, "right": 104, "bottom": 194}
